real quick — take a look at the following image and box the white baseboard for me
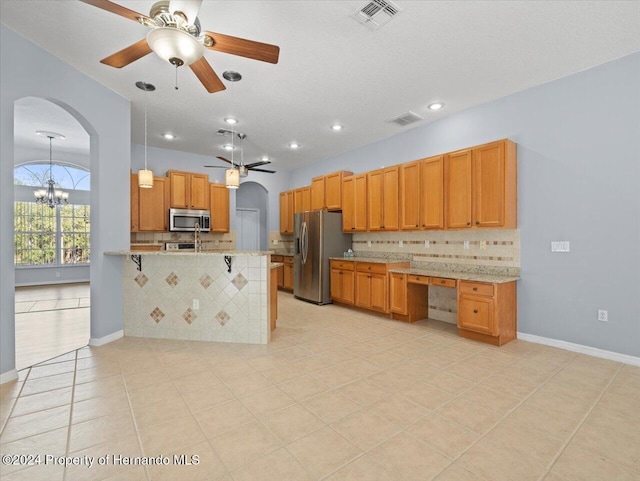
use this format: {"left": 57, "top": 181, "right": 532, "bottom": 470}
{"left": 0, "top": 369, "right": 19, "bottom": 385}
{"left": 517, "top": 332, "right": 640, "bottom": 367}
{"left": 89, "top": 329, "right": 123, "bottom": 347}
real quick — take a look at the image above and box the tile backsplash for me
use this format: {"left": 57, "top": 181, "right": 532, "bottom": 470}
{"left": 269, "top": 231, "right": 294, "bottom": 254}
{"left": 131, "top": 231, "right": 236, "bottom": 251}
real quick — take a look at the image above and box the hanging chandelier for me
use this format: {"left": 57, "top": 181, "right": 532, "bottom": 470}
{"left": 34, "top": 131, "right": 69, "bottom": 208}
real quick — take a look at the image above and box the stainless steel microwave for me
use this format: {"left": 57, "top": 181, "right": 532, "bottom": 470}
{"left": 169, "top": 209, "right": 211, "bottom": 232}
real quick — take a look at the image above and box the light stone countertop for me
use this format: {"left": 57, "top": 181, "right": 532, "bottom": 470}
{"left": 388, "top": 267, "right": 519, "bottom": 284}
{"left": 329, "top": 257, "right": 409, "bottom": 264}
{"left": 270, "top": 262, "right": 284, "bottom": 269}
{"left": 105, "top": 250, "right": 273, "bottom": 256}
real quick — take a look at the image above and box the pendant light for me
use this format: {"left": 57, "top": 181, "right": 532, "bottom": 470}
{"left": 223, "top": 70, "right": 241, "bottom": 189}
{"left": 34, "top": 131, "right": 69, "bottom": 208}
{"left": 136, "top": 81, "right": 156, "bottom": 188}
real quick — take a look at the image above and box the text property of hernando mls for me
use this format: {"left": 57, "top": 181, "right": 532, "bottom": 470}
{"left": 1, "top": 454, "right": 200, "bottom": 468}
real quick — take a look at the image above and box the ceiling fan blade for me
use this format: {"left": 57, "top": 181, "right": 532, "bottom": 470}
{"left": 203, "top": 31, "right": 280, "bottom": 64}
{"left": 250, "top": 168, "right": 276, "bottom": 174}
{"left": 79, "top": 0, "right": 150, "bottom": 23}
{"left": 204, "top": 165, "right": 227, "bottom": 169}
{"left": 216, "top": 156, "right": 233, "bottom": 165}
{"left": 189, "top": 58, "right": 226, "bottom": 93}
{"left": 100, "top": 39, "right": 152, "bottom": 68}
{"left": 169, "top": 0, "right": 202, "bottom": 24}
{"left": 244, "top": 160, "right": 271, "bottom": 169}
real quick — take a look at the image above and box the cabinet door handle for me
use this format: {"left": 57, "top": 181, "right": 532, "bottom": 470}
{"left": 476, "top": 221, "right": 480, "bottom": 225}
{"left": 351, "top": 227, "right": 355, "bottom": 230}
{"left": 473, "top": 287, "right": 478, "bottom": 291}
{"left": 467, "top": 222, "right": 471, "bottom": 226}
{"left": 473, "top": 309, "right": 478, "bottom": 314}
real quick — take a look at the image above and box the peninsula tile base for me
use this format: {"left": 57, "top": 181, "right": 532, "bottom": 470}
{"left": 120, "top": 253, "right": 270, "bottom": 344}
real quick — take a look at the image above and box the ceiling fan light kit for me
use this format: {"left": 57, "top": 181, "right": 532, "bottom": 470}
{"left": 146, "top": 27, "right": 203, "bottom": 66}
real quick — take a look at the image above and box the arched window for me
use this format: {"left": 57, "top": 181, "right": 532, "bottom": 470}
{"left": 14, "top": 162, "right": 90, "bottom": 190}
{"left": 14, "top": 163, "right": 90, "bottom": 267}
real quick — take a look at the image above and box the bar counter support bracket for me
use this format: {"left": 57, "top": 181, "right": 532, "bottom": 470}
{"left": 224, "top": 256, "right": 232, "bottom": 273}
{"left": 130, "top": 254, "right": 142, "bottom": 272}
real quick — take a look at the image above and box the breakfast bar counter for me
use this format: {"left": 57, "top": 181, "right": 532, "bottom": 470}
{"left": 105, "top": 250, "right": 273, "bottom": 344}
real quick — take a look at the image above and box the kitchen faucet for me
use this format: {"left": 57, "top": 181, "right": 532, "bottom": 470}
{"left": 194, "top": 222, "right": 201, "bottom": 253}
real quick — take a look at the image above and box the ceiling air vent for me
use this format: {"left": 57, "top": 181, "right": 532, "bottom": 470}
{"left": 387, "top": 110, "right": 423, "bottom": 126}
{"left": 351, "top": 0, "right": 402, "bottom": 30}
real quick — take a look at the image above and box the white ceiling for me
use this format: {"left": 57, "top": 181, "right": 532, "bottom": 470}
{"left": 2, "top": 1, "right": 640, "bottom": 171}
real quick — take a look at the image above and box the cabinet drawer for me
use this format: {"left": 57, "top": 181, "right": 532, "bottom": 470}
{"left": 331, "top": 260, "right": 355, "bottom": 271}
{"left": 407, "top": 274, "right": 429, "bottom": 285}
{"left": 283, "top": 256, "right": 294, "bottom": 265}
{"left": 356, "top": 262, "right": 387, "bottom": 274}
{"left": 271, "top": 255, "right": 283, "bottom": 262}
{"left": 459, "top": 281, "right": 494, "bottom": 297}
{"left": 430, "top": 277, "right": 456, "bottom": 288}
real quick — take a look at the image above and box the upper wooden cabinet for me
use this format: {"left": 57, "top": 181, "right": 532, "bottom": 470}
{"left": 167, "top": 170, "right": 209, "bottom": 210}
{"left": 310, "top": 171, "right": 353, "bottom": 211}
{"left": 401, "top": 156, "right": 445, "bottom": 230}
{"left": 310, "top": 176, "right": 325, "bottom": 210}
{"left": 342, "top": 174, "right": 368, "bottom": 232}
{"left": 279, "top": 190, "right": 294, "bottom": 235}
{"left": 367, "top": 166, "right": 399, "bottom": 231}
{"left": 209, "top": 183, "right": 230, "bottom": 232}
{"left": 294, "top": 186, "right": 311, "bottom": 214}
{"left": 445, "top": 140, "right": 516, "bottom": 229}
{"left": 138, "top": 176, "right": 169, "bottom": 232}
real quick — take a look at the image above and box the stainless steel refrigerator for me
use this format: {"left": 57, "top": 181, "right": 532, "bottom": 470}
{"left": 294, "top": 210, "right": 352, "bottom": 304}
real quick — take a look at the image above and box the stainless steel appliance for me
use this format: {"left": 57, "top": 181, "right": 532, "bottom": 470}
{"left": 165, "top": 242, "right": 196, "bottom": 251}
{"left": 294, "top": 210, "right": 352, "bottom": 304}
{"left": 169, "top": 208, "right": 211, "bottom": 232}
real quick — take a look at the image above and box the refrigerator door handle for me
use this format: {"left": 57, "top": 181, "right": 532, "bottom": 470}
{"left": 301, "top": 221, "right": 308, "bottom": 265}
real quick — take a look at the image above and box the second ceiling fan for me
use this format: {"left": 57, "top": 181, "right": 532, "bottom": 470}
{"left": 205, "top": 133, "right": 275, "bottom": 177}
{"left": 80, "top": 0, "right": 280, "bottom": 93}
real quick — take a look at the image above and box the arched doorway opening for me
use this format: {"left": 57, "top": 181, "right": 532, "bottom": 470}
{"left": 236, "top": 181, "right": 269, "bottom": 251}
{"left": 13, "top": 97, "right": 92, "bottom": 369}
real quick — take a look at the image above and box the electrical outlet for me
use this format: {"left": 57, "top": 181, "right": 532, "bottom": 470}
{"left": 215, "top": 239, "right": 220, "bottom": 246}
{"left": 273, "top": 239, "right": 278, "bottom": 245}
{"left": 425, "top": 240, "right": 429, "bottom": 248}
{"left": 463, "top": 241, "right": 469, "bottom": 250}
{"left": 367, "top": 240, "right": 371, "bottom": 247}
{"left": 480, "top": 240, "right": 487, "bottom": 250}
{"left": 399, "top": 240, "right": 403, "bottom": 247}
{"left": 598, "top": 309, "right": 607, "bottom": 322}
{"left": 193, "top": 299, "right": 200, "bottom": 310}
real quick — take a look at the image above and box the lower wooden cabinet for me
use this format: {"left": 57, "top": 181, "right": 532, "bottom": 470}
{"left": 390, "top": 273, "right": 430, "bottom": 323}
{"left": 272, "top": 255, "right": 285, "bottom": 289}
{"left": 283, "top": 256, "right": 294, "bottom": 291}
{"left": 457, "top": 280, "right": 517, "bottom": 346}
{"left": 330, "top": 261, "right": 355, "bottom": 304}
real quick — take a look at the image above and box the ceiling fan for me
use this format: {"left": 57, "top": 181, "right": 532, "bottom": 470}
{"left": 205, "top": 133, "right": 275, "bottom": 177}
{"left": 79, "top": 0, "right": 280, "bottom": 93}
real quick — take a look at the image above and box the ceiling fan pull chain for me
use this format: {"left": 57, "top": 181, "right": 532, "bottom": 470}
{"left": 175, "top": 64, "right": 179, "bottom": 90}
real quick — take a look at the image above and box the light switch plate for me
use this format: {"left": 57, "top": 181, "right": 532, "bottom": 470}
{"left": 192, "top": 299, "right": 199, "bottom": 310}
{"left": 399, "top": 240, "right": 403, "bottom": 247}
{"left": 480, "top": 240, "right": 487, "bottom": 250}
{"left": 464, "top": 241, "right": 469, "bottom": 249}
{"left": 425, "top": 240, "right": 429, "bottom": 248}
{"left": 551, "top": 241, "right": 570, "bottom": 252}
{"left": 273, "top": 239, "right": 278, "bottom": 245}
{"left": 367, "top": 240, "right": 372, "bottom": 247}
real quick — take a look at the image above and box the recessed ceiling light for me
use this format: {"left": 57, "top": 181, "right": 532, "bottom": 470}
{"left": 331, "top": 124, "right": 343, "bottom": 131}
{"left": 289, "top": 143, "right": 299, "bottom": 149}
{"left": 260, "top": 156, "right": 269, "bottom": 161}
{"left": 428, "top": 102, "right": 444, "bottom": 111}
{"left": 224, "top": 118, "right": 238, "bottom": 125}
{"left": 163, "top": 133, "right": 175, "bottom": 140}
{"left": 222, "top": 144, "right": 235, "bottom": 151}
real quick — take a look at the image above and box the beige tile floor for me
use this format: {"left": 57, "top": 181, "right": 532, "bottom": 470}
{"left": 1, "top": 292, "right": 638, "bottom": 481}
{"left": 14, "top": 283, "right": 90, "bottom": 370}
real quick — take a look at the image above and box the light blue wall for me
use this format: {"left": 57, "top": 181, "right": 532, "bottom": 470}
{"left": 1, "top": 24, "right": 131, "bottom": 376}
{"left": 236, "top": 182, "right": 269, "bottom": 250}
{"left": 288, "top": 52, "right": 640, "bottom": 357}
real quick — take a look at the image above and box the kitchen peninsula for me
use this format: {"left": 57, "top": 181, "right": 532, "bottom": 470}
{"left": 105, "top": 250, "right": 272, "bottom": 344}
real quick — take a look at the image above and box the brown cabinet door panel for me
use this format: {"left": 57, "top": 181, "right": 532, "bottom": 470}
{"left": 445, "top": 149, "right": 472, "bottom": 229}
{"left": 354, "top": 174, "right": 368, "bottom": 231}
{"left": 190, "top": 174, "right": 209, "bottom": 209}
{"left": 473, "top": 141, "right": 505, "bottom": 227}
{"left": 131, "top": 173, "right": 139, "bottom": 232}
{"left": 367, "top": 169, "right": 384, "bottom": 231}
{"left": 355, "top": 272, "right": 371, "bottom": 308}
{"left": 382, "top": 166, "right": 399, "bottom": 231}
{"left": 400, "top": 161, "right": 421, "bottom": 230}
{"left": 458, "top": 295, "right": 495, "bottom": 335}
{"left": 311, "top": 176, "right": 325, "bottom": 210}
{"left": 168, "top": 171, "right": 189, "bottom": 209}
{"left": 139, "top": 177, "right": 167, "bottom": 231}
{"left": 421, "top": 156, "right": 444, "bottom": 229}
{"left": 209, "top": 183, "right": 229, "bottom": 232}
{"left": 342, "top": 270, "right": 355, "bottom": 304}
{"left": 370, "top": 274, "right": 387, "bottom": 312}
{"left": 342, "top": 177, "right": 355, "bottom": 232}
{"left": 390, "top": 273, "right": 407, "bottom": 314}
